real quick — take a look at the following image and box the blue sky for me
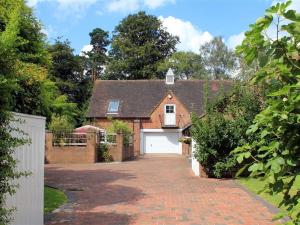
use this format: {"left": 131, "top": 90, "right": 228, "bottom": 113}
{"left": 27, "top": 0, "right": 299, "bottom": 54}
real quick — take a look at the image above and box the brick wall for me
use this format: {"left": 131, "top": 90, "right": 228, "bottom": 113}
{"left": 182, "top": 142, "right": 191, "bottom": 157}
{"left": 106, "top": 133, "right": 134, "bottom": 162}
{"left": 45, "top": 131, "right": 97, "bottom": 164}
{"left": 141, "top": 93, "right": 191, "bottom": 129}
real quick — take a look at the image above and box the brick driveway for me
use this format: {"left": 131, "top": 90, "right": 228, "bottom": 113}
{"left": 45, "top": 155, "right": 278, "bottom": 225}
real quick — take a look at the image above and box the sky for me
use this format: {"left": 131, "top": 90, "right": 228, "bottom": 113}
{"left": 26, "top": 0, "right": 300, "bottom": 55}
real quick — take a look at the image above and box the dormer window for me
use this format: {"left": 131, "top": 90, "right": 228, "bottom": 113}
{"left": 108, "top": 100, "right": 119, "bottom": 113}
{"left": 166, "top": 68, "right": 175, "bottom": 85}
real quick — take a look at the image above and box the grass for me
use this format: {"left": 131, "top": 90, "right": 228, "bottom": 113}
{"left": 44, "top": 186, "right": 67, "bottom": 214}
{"left": 238, "top": 178, "right": 285, "bottom": 210}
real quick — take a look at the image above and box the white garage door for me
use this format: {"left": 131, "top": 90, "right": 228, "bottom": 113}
{"left": 144, "top": 132, "right": 180, "bottom": 154}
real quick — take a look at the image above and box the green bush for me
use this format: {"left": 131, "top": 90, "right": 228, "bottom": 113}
{"left": 191, "top": 84, "right": 261, "bottom": 178}
{"left": 107, "top": 117, "right": 132, "bottom": 145}
{"left": 49, "top": 114, "right": 74, "bottom": 132}
{"left": 98, "top": 143, "right": 113, "bottom": 162}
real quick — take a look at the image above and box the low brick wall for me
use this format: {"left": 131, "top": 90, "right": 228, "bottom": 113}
{"left": 182, "top": 142, "right": 191, "bottom": 157}
{"left": 45, "top": 131, "right": 97, "bottom": 164}
{"left": 123, "top": 145, "right": 134, "bottom": 160}
{"left": 106, "top": 133, "right": 135, "bottom": 162}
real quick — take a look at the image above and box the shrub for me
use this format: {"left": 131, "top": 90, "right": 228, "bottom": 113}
{"left": 191, "top": 84, "right": 261, "bottom": 178}
{"left": 49, "top": 114, "right": 74, "bottom": 132}
{"left": 179, "top": 136, "right": 191, "bottom": 144}
{"left": 98, "top": 143, "right": 113, "bottom": 162}
{"left": 107, "top": 117, "right": 132, "bottom": 145}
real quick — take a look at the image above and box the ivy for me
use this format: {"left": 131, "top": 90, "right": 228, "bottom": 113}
{"left": 232, "top": 1, "right": 300, "bottom": 224}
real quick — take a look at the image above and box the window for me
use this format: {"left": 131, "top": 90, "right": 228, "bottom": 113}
{"left": 165, "top": 105, "right": 175, "bottom": 113}
{"left": 166, "top": 75, "right": 174, "bottom": 84}
{"left": 108, "top": 100, "right": 119, "bottom": 112}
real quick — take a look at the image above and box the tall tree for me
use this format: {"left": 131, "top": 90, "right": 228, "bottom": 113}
{"left": 2, "top": 0, "right": 55, "bottom": 120}
{"left": 106, "top": 11, "right": 179, "bottom": 80}
{"left": 0, "top": 1, "right": 40, "bottom": 223}
{"left": 48, "top": 38, "right": 79, "bottom": 98}
{"left": 200, "top": 37, "right": 237, "bottom": 79}
{"left": 158, "top": 51, "right": 207, "bottom": 80}
{"left": 48, "top": 38, "right": 92, "bottom": 125}
{"left": 84, "top": 28, "right": 110, "bottom": 81}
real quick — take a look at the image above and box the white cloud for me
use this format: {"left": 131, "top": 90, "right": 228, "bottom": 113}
{"left": 106, "top": 0, "right": 175, "bottom": 12}
{"left": 80, "top": 44, "right": 93, "bottom": 56}
{"left": 227, "top": 32, "right": 244, "bottom": 50}
{"left": 57, "top": 0, "right": 97, "bottom": 10}
{"left": 144, "top": 0, "right": 175, "bottom": 9}
{"left": 26, "top": 0, "right": 40, "bottom": 7}
{"left": 27, "top": 0, "right": 98, "bottom": 14}
{"left": 226, "top": 0, "right": 300, "bottom": 50}
{"left": 159, "top": 16, "right": 213, "bottom": 53}
{"left": 107, "top": 0, "right": 140, "bottom": 12}
{"left": 290, "top": 0, "right": 300, "bottom": 11}
{"left": 272, "top": 0, "right": 300, "bottom": 12}
{"left": 27, "top": 0, "right": 176, "bottom": 13}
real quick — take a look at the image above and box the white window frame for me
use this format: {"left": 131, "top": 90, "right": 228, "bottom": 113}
{"left": 165, "top": 104, "right": 176, "bottom": 114}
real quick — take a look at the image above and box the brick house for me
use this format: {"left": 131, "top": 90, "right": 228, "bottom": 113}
{"left": 87, "top": 69, "right": 230, "bottom": 158}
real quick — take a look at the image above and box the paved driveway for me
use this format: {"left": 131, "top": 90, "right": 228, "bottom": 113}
{"left": 45, "top": 155, "right": 278, "bottom": 225}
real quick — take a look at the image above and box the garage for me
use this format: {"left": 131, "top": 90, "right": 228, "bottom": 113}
{"left": 143, "top": 131, "right": 181, "bottom": 154}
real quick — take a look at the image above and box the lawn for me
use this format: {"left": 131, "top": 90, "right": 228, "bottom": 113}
{"left": 44, "top": 186, "right": 67, "bottom": 214}
{"left": 238, "top": 178, "right": 284, "bottom": 210}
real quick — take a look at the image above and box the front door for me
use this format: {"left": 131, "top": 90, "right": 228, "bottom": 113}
{"left": 164, "top": 104, "right": 176, "bottom": 126}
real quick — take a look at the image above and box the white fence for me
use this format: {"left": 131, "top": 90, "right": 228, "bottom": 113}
{"left": 6, "top": 113, "right": 45, "bottom": 225}
{"left": 191, "top": 139, "right": 200, "bottom": 176}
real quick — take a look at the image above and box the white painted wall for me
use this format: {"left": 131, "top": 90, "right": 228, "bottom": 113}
{"left": 6, "top": 112, "right": 45, "bottom": 225}
{"left": 191, "top": 139, "right": 200, "bottom": 176}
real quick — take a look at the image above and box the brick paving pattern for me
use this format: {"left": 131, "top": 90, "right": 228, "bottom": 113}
{"left": 45, "top": 155, "right": 278, "bottom": 225}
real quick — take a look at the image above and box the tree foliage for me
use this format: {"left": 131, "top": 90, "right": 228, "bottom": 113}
{"left": 191, "top": 84, "right": 261, "bottom": 178}
{"left": 84, "top": 28, "right": 110, "bottom": 80}
{"left": 107, "top": 117, "right": 132, "bottom": 145}
{"left": 200, "top": 36, "right": 237, "bottom": 79}
{"left": 106, "top": 11, "right": 179, "bottom": 80}
{"left": 232, "top": 1, "right": 300, "bottom": 223}
{"left": 158, "top": 51, "right": 207, "bottom": 79}
{"left": 48, "top": 38, "right": 92, "bottom": 126}
{"left": 49, "top": 114, "right": 75, "bottom": 132}
{"left": 0, "top": 1, "right": 29, "bottom": 223}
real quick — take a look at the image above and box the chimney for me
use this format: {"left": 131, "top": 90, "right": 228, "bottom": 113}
{"left": 165, "top": 68, "right": 175, "bottom": 85}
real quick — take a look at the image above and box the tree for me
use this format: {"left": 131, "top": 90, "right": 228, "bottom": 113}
{"left": 48, "top": 38, "right": 92, "bottom": 126}
{"left": 106, "top": 11, "right": 179, "bottom": 80}
{"left": 48, "top": 38, "right": 79, "bottom": 96}
{"left": 232, "top": 1, "right": 300, "bottom": 223}
{"left": 158, "top": 51, "right": 207, "bottom": 80}
{"left": 0, "top": 1, "right": 29, "bottom": 223}
{"left": 200, "top": 37, "right": 237, "bottom": 79}
{"left": 235, "top": 56, "right": 260, "bottom": 81}
{"left": 2, "top": 0, "right": 56, "bottom": 122}
{"left": 84, "top": 28, "right": 110, "bottom": 81}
